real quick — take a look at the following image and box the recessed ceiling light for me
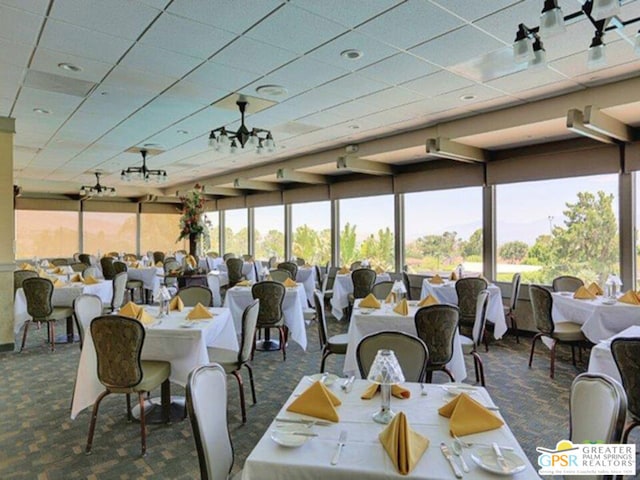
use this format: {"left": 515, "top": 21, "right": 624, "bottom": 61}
{"left": 340, "top": 49, "right": 363, "bottom": 60}
{"left": 100, "top": 91, "right": 109, "bottom": 96}
{"left": 33, "top": 108, "right": 51, "bottom": 114}
{"left": 58, "top": 62, "right": 82, "bottom": 72}
{"left": 348, "top": 124, "right": 360, "bottom": 130}
{"left": 177, "top": 129, "right": 189, "bottom": 135}
{"left": 143, "top": 143, "right": 161, "bottom": 148}
{"left": 256, "top": 84, "right": 288, "bottom": 96}
{"left": 460, "top": 94, "right": 476, "bottom": 101}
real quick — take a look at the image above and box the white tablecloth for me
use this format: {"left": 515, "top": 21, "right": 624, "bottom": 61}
{"left": 551, "top": 292, "right": 640, "bottom": 343}
{"left": 223, "top": 284, "right": 307, "bottom": 351}
{"left": 70, "top": 306, "right": 238, "bottom": 420}
{"left": 587, "top": 325, "right": 640, "bottom": 384}
{"left": 218, "top": 262, "right": 257, "bottom": 282}
{"left": 198, "top": 256, "right": 224, "bottom": 271}
{"left": 296, "top": 267, "right": 316, "bottom": 306}
{"left": 242, "top": 378, "right": 538, "bottom": 480}
{"left": 207, "top": 271, "right": 229, "bottom": 307}
{"left": 421, "top": 279, "right": 507, "bottom": 339}
{"left": 343, "top": 301, "right": 467, "bottom": 382}
{"left": 331, "top": 273, "right": 391, "bottom": 320}
{"left": 127, "top": 266, "right": 163, "bottom": 298}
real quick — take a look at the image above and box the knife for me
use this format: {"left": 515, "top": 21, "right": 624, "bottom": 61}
{"left": 275, "top": 418, "right": 331, "bottom": 426}
{"left": 440, "top": 442, "right": 463, "bottom": 478}
{"left": 492, "top": 442, "right": 511, "bottom": 473}
{"left": 331, "top": 430, "right": 347, "bottom": 465}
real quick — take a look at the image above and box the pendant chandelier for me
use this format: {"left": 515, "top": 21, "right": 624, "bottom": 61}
{"left": 79, "top": 172, "right": 116, "bottom": 197}
{"left": 208, "top": 99, "right": 275, "bottom": 155}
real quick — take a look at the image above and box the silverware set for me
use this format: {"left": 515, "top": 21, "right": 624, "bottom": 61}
{"left": 340, "top": 376, "right": 355, "bottom": 393}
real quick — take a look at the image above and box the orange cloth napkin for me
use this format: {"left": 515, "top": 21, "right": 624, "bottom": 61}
{"left": 136, "top": 308, "right": 155, "bottom": 326}
{"left": 361, "top": 383, "right": 411, "bottom": 400}
{"left": 375, "top": 266, "right": 385, "bottom": 274}
{"left": 393, "top": 299, "right": 409, "bottom": 316}
{"left": 418, "top": 295, "right": 439, "bottom": 307}
{"left": 429, "top": 274, "right": 444, "bottom": 285}
{"left": 338, "top": 266, "right": 350, "bottom": 275}
{"left": 587, "top": 282, "right": 604, "bottom": 296}
{"left": 360, "top": 293, "right": 381, "bottom": 309}
{"left": 265, "top": 275, "right": 273, "bottom": 281}
{"left": 438, "top": 393, "right": 504, "bottom": 437}
{"left": 131, "top": 262, "right": 141, "bottom": 269}
{"left": 52, "top": 267, "right": 64, "bottom": 274}
{"left": 283, "top": 278, "right": 298, "bottom": 288}
{"left": 70, "top": 273, "right": 82, "bottom": 282}
{"left": 236, "top": 280, "right": 251, "bottom": 286}
{"left": 82, "top": 275, "right": 100, "bottom": 285}
{"left": 450, "top": 271, "right": 458, "bottom": 281}
{"left": 186, "top": 303, "right": 214, "bottom": 320}
{"left": 379, "top": 412, "right": 429, "bottom": 475}
{"left": 169, "top": 296, "right": 184, "bottom": 312}
{"left": 286, "top": 381, "right": 341, "bottom": 422}
{"left": 20, "top": 263, "right": 35, "bottom": 271}
{"left": 186, "top": 255, "right": 197, "bottom": 268}
{"left": 155, "top": 261, "right": 164, "bottom": 267}
{"left": 573, "top": 286, "right": 596, "bottom": 300}
{"left": 119, "top": 302, "right": 142, "bottom": 318}
{"left": 618, "top": 290, "right": 640, "bottom": 306}
{"left": 51, "top": 277, "right": 64, "bottom": 287}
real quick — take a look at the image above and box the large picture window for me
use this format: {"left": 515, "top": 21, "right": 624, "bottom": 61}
{"left": 83, "top": 212, "right": 137, "bottom": 256}
{"left": 15, "top": 210, "right": 79, "bottom": 259}
{"left": 140, "top": 213, "right": 187, "bottom": 255}
{"left": 223, "top": 209, "right": 248, "bottom": 256}
{"left": 254, "top": 205, "right": 284, "bottom": 261}
{"left": 203, "top": 211, "right": 220, "bottom": 255}
{"left": 291, "top": 201, "right": 331, "bottom": 265}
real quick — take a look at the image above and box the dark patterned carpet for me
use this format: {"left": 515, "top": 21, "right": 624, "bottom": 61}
{"left": 0, "top": 313, "right": 636, "bottom": 479}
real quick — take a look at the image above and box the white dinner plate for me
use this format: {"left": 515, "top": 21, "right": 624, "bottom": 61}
{"left": 559, "top": 292, "right": 573, "bottom": 297}
{"left": 601, "top": 299, "right": 617, "bottom": 305}
{"left": 358, "top": 308, "right": 375, "bottom": 314}
{"left": 179, "top": 321, "right": 196, "bottom": 328}
{"left": 471, "top": 445, "right": 526, "bottom": 475}
{"left": 441, "top": 384, "right": 478, "bottom": 396}
{"left": 308, "top": 373, "right": 339, "bottom": 386}
{"left": 270, "top": 426, "right": 308, "bottom": 448}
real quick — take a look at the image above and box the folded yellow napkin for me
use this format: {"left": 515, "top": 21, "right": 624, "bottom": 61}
{"left": 119, "top": 302, "right": 142, "bottom": 318}
{"left": 186, "top": 303, "right": 213, "bottom": 320}
{"left": 70, "top": 273, "right": 82, "bottom": 282}
{"left": 338, "top": 266, "right": 350, "bottom": 275}
{"left": 169, "top": 296, "right": 184, "bottom": 312}
{"left": 361, "top": 383, "right": 411, "bottom": 400}
{"left": 20, "top": 263, "right": 35, "bottom": 271}
{"left": 379, "top": 412, "right": 429, "bottom": 475}
{"left": 283, "top": 278, "right": 298, "bottom": 288}
{"left": 418, "top": 295, "right": 439, "bottom": 307}
{"left": 236, "top": 280, "right": 251, "bottom": 286}
{"left": 131, "top": 262, "right": 141, "bottom": 269}
{"left": 83, "top": 275, "right": 100, "bottom": 285}
{"left": 186, "top": 255, "right": 197, "bottom": 268}
{"left": 51, "top": 278, "right": 64, "bottom": 287}
{"left": 38, "top": 269, "right": 47, "bottom": 277}
{"left": 265, "top": 275, "right": 273, "bottom": 281}
{"left": 359, "top": 293, "right": 381, "bottom": 309}
{"left": 286, "top": 381, "right": 341, "bottom": 422}
{"left": 450, "top": 271, "right": 458, "bottom": 281}
{"left": 587, "top": 282, "right": 604, "bottom": 296}
{"left": 429, "top": 274, "right": 444, "bottom": 285}
{"left": 618, "top": 290, "right": 640, "bottom": 306}
{"left": 438, "top": 393, "right": 504, "bottom": 437}
{"left": 573, "top": 285, "right": 596, "bottom": 300}
{"left": 53, "top": 267, "right": 64, "bottom": 274}
{"left": 136, "top": 308, "right": 155, "bottom": 326}
{"left": 393, "top": 299, "right": 409, "bottom": 316}
{"left": 303, "top": 263, "right": 312, "bottom": 268}
{"left": 155, "top": 261, "right": 163, "bottom": 267}
{"left": 375, "top": 266, "right": 385, "bottom": 274}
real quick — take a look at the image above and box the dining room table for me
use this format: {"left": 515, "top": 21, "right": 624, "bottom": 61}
{"left": 587, "top": 324, "right": 640, "bottom": 384}
{"left": 241, "top": 376, "right": 538, "bottom": 480}
{"left": 421, "top": 278, "right": 507, "bottom": 339}
{"left": 126, "top": 265, "right": 164, "bottom": 301}
{"left": 217, "top": 261, "right": 258, "bottom": 282}
{"left": 70, "top": 305, "right": 238, "bottom": 420}
{"left": 343, "top": 300, "right": 467, "bottom": 382}
{"left": 295, "top": 266, "right": 316, "bottom": 306}
{"left": 331, "top": 272, "right": 392, "bottom": 320}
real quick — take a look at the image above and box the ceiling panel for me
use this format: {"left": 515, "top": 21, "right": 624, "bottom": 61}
{"left": 550, "top": 39, "right": 640, "bottom": 79}
{"left": 13, "top": 86, "right": 83, "bottom": 117}
{"left": 0, "top": 97, "right": 12, "bottom": 116}
{"left": 120, "top": 43, "right": 203, "bottom": 79}
{"left": 358, "top": 87, "right": 422, "bottom": 110}
{"left": 210, "top": 36, "right": 297, "bottom": 75}
{"left": 486, "top": 66, "right": 570, "bottom": 94}
{"left": 0, "top": 0, "right": 48, "bottom": 15}
{"left": 401, "top": 70, "right": 475, "bottom": 97}
{"left": 0, "top": 37, "right": 33, "bottom": 69}
{"left": 0, "top": 4, "right": 43, "bottom": 45}
{"left": 30, "top": 48, "right": 114, "bottom": 83}
{"left": 162, "top": 81, "right": 228, "bottom": 107}
{"left": 101, "top": 65, "right": 176, "bottom": 99}
{"left": 183, "top": 61, "right": 260, "bottom": 93}
{"left": 0, "top": 63, "right": 24, "bottom": 99}
{"left": 429, "top": 0, "right": 522, "bottom": 22}
{"left": 316, "top": 73, "right": 390, "bottom": 101}
{"left": 292, "top": 0, "right": 400, "bottom": 27}
{"left": 357, "top": 53, "right": 440, "bottom": 85}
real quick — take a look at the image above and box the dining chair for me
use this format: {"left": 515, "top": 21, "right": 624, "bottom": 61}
{"left": 268, "top": 256, "right": 278, "bottom": 268}
{"left": 552, "top": 275, "right": 584, "bottom": 293}
{"left": 82, "top": 266, "right": 100, "bottom": 279}
{"left": 100, "top": 256, "right": 116, "bottom": 281}
{"left": 207, "top": 299, "right": 259, "bottom": 424}
{"left": 504, "top": 273, "right": 522, "bottom": 343}
{"left": 13, "top": 269, "right": 38, "bottom": 295}
{"left": 611, "top": 338, "right": 640, "bottom": 444}
{"left": 105, "top": 271, "right": 128, "bottom": 313}
{"left": 106, "top": 251, "right": 119, "bottom": 258}
{"left": 78, "top": 253, "right": 92, "bottom": 266}
{"left": 114, "top": 261, "right": 144, "bottom": 303}
{"left": 251, "top": 281, "right": 286, "bottom": 361}
{"left": 414, "top": 304, "right": 459, "bottom": 382}
{"left": 163, "top": 259, "right": 181, "bottom": 289}
{"left": 21, "top": 277, "right": 73, "bottom": 352}
{"left": 567, "top": 373, "right": 626, "bottom": 480}
{"left": 528, "top": 284, "right": 588, "bottom": 379}
{"left": 455, "top": 277, "right": 488, "bottom": 331}
{"left": 322, "top": 266, "right": 338, "bottom": 301}
{"left": 460, "top": 290, "right": 489, "bottom": 386}
{"left": 51, "top": 258, "right": 69, "bottom": 266}
{"left": 86, "top": 315, "right": 171, "bottom": 456}
{"left": 315, "top": 291, "right": 348, "bottom": 373}
{"left": 178, "top": 286, "right": 213, "bottom": 307}
{"left": 223, "top": 253, "right": 236, "bottom": 261}
{"left": 269, "top": 269, "right": 291, "bottom": 283}
{"left": 348, "top": 268, "right": 376, "bottom": 319}
{"left": 350, "top": 261, "right": 362, "bottom": 271}
{"left": 152, "top": 251, "right": 165, "bottom": 264}
{"left": 356, "top": 331, "right": 428, "bottom": 383}
{"left": 226, "top": 258, "right": 245, "bottom": 288}
{"left": 242, "top": 254, "right": 253, "bottom": 261}
{"left": 314, "top": 265, "right": 323, "bottom": 290}
{"left": 277, "top": 261, "right": 298, "bottom": 279}
{"left": 70, "top": 262, "right": 86, "bottom": 272}
{"left": 186, "top": 364, "right": 238, "bottom": 480}
{"left": 371, "top": 281, "right": 394, "bottom": 300}
{"left": 401, "top": 271, "right": 413, "bottom": 301}
{"left": 294, "top": 257, "right": 305, "bottom": 266}
{"left": 73, "top": 294, "right": 103, "bottom": 350}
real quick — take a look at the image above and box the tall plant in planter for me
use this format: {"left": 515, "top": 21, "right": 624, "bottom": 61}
{"left": 178, "top": 184, "right": 210, "bottom": 257}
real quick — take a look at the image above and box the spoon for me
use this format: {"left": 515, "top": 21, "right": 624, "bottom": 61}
{"left": 451, "top": 439, "right": 470, "bottom": 473}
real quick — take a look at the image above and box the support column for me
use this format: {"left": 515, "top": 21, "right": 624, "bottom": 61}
{"left": 219, "top": 211, "right": 225, "bottom": 255}
{"left": 0, "top": 117, "right": 15, "bottom": 350}
{"left": 247, "top": 208, "right": 254, "bottom": 256}
{"left": 482, "top": 185, "right": 496, "bottom": 281}
{"left": 619, "top": 170, "right": 635, "bottom": 290}
{"left": 394, "top": 193, "right": 405, "bottom": 274}
{"left": 284, "top": 203, "right": 292, "bottom": 260}
{"left": 331, "top": 199, "right": 339, "bottom": 267}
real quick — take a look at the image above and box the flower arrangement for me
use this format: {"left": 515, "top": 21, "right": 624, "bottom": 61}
{"left": 178, "top": 184, "right": 211, "bottom": 253}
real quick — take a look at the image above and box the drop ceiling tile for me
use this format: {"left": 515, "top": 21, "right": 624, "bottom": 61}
{"left": 323, "top": 98, "right": 386, "bottom": 119}
{"left": 163, "top": 81, "right": 227, "bottom": 107}
{"left": 245, "top": 4, "right": 346, "bottom": 54}
{"left": 120, "top": 43, "right": 203, "bottom": 79}
{"left": 183, "top": 61, "right": 260, "bottom": 92}
{"left": 571, "top": 59, "right": 640, "bottom": 88}
{"left": 410, "top": 26, "right": 506, "bottom": 67}
{"left": 142, "top": 95, "right": 204, "bottom": 123}
{"left": 80, "top": 91, "right": 147, "bottom": 118}
{"left": 542, "top": 19, "right": 599, "bottom": 63}
{"left": 434, "top": 84, "right": 509, "bottom": 108}
{"left": 30, "top": 48, "right": 113, "bottom": 83}
{"left": 0, "top": 37, "right": 33, "bottom": 68}
{"left": 50, "top": 0, "right": 160, "bottom": 40}
{"left": 429, "top": 0, "right": 522, "bottom": 22}
{"left": 54, "top": 111, "right": 120, "bottom": 140}
{"left": 0, "top": 64, "right": 24, "bottom": 99}
{"left": 39, "top": 19, "right": 133, "bottom": 64}
{"left": 101, "top": 65, "right": 177, "bottom": 98}
{"left": 356, "top": 0, "right": 464, "bottom": 49}
{"left": 293, "top": 0, "right": 399, "bottom": 27}
{"left": 357, "top": 53, "right": 439, "bottom": 85}
{"left": 0, "top": 0, "right": 48, "bottom": 15}
{"left": 210, "top": 36, "right": 298, "bottom": 75}
{"left": 515, "top": 79, "right": 583, "bottom": 103}
{"left": 275, "top": 88, "right": 348, "bottom": 117}
{"left": 0, "top": 4, "right": 43, "bottom": 45}
{"left": 486, "top": 66, "right": 569, "bottom": 94}
{"left": 296, "top": 110, "right": 349, "bottom": 127}
{"left": 358, "top": 86, "right": 421, "bottom": 110}
{"left": 13, "top": 86, "right": 83, "bottom": 117}
{"left": 167, "top": 0, "right": 283, "bottom": 34}
{"left": 0, "top": 97, "right": 12, "bottom": 116}
{"left": 401, "top": 70, "right": 474, "bottom": 97}
{"left": 550, "top": 39, "right": 639, "bottom": 79}
{"left": 317, "top": 73, "right": 390, "bottom": 100}
{"left": 140, "top": 13, "right": 236, "bottom": 59}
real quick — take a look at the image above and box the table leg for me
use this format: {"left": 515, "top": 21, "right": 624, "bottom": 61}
{"left": 255, "top": 327, "right": 281, "bottom": 351}
{"left": 130, "top": 396, "right": 186, "bottom": 423}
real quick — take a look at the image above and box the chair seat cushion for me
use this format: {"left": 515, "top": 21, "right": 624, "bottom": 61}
{"left": 126, "top": 280, "right": 143, "bottom": 288}
{"left": 48, "top": 306, "right": 74, "bottom": 321}
{"left": 111, "top": 360, "right": 170, "bottom": 394}
{"left": 207, "top": 347, "right": 239, "bottom": 372}
{"left": 460, "top": 335, "right": 474, "bottom": 354}
{"left": 327, "top": 333, "right": 349, "bottom": 353}
{"left": 303, "top": 308, "right": 316, "bottom": 320}
{"left": 552, "top": 322, "right": 586, "bottom": 342}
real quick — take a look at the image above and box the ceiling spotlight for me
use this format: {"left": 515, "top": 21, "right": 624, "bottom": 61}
{"left": 587, "top": 30, "right": 607, "bottom": 69}
{"left": 340, "top": 49, "right": 363, "bottom": 60}
{"left": 255, "top": 84, "right": 288, "bottom": 96}
{"left": 540, "top": 0, "right": 565, "bottom": 37}
{"left": 176, "top": 129, "right": 189, "bottom": 135}
{"left": 460, "top": 94, "right": 476, "bottom": 101}
{"left": 58, "top": 62, "right": 82, "bottom": 72}
{"left": 529, "top": 37, "right": 547, "bottom": 68}
{"left": 33, "top": 108, "right": 51, "bottom": 115}
{"left": 589, "top": 0, "right": 620, "bottom": 21}
{"left": 513, "top": 24, "right": 535, "bottom": 63}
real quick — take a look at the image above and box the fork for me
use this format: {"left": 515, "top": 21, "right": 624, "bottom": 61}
{"left": 331, "top": 430, "right": 347, "bottom": 465}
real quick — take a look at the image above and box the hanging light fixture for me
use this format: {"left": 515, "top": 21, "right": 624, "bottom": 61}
{"left": 540, "top": 0, "right": 566, "bottom": 37}
{"left": 590, "top": 0, "right": 620, "bottom": 21}
{"left": 530, "top": 37, "right": 547, "bottom": 68}
{"left": 120, "top": 149, "right": 168, "bottom": 183}
{"left": 208, "top": 97, "right": 275, "bottom": 155}
{"left": 513, "top": 24, "right": 535, "bottom": 63}
{"left": 634, "top": 29, "right": 640, "bottom": 55}
{"left": 587, "top": 29, "right": 607, "bottom": 68}
{"left": 79, "top": 172, "right": 116, "bottom": 197}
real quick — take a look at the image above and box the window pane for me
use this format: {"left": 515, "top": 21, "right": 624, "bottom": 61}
{"left": 404, "top": 188, "right": 482, "bottom": 275}
{"left": 140, "top": 213, "right": 187, "bottom": 255}
{"left": 16, "top": 210, "right": 79, "bottom": 259}
{"left": 203, "top": 211, "right": 220, "bottom": 255}
{"left": 291, "top": 201, "right": 331, "bottom": 265}
{"left": 224, "top": 209, "right": 247, "bottom": 256}
{"left": 83, "top": 212, "right": 137, "bottom": 256}
{"left": 497, "top": 175, "right": 619, "bottom": 284}
{"left": 339, "top": 195, "right": 394, "bottom": 270}
{"left": 254, "top": 205, "right": 284, "bottom": 260}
